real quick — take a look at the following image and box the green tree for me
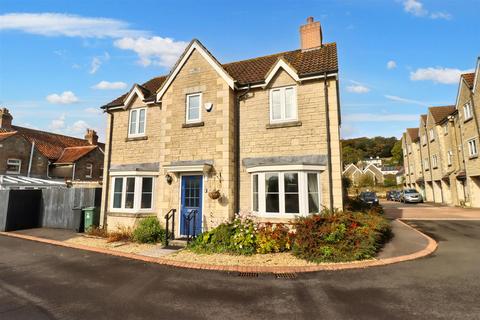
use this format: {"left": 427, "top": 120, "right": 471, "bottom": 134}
{"left": 390, "top": 140, "right": 404, "bottom": 166}
{"left": 358, "top": 174, "right": 374, "bottom": 188}
{"left": 342, "top": 146, "right": 364, "bottom": 165}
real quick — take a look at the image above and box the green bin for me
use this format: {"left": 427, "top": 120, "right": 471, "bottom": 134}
{"left": 83, "top": 207, "right": 100, "bottom": 231}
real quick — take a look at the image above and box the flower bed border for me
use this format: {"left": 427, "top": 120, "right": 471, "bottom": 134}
{"left": 0, "top": 220, "right": 437, "bottom": 273}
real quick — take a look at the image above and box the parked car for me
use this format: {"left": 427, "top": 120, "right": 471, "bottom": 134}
{"left": 359, "top": 191, "right": 379, "bottom": 205}
{"left": 400, "top": 189, "right": 423, "bottom": 203}
{"left": 392, "top": 191, "right": 402, "bottom": 202}
{"left": 386, "top": 190, "right": 396, "bottom": 201}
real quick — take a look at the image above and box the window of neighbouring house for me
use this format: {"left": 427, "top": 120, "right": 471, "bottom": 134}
{"left": 447, "top": 150, "right": 453, "bottom": 166}
{"left": 464, "top": 102, "right": 473, "bottom": 120}
{"left": 443, "top": 124, "right": 448, "bottom": 135}
{"left": 6, "top": 159, "right": 21, "bottom": 174}
{"left": 432, "top": 154, "right": 438, "bottom": 168}
{"left": 421, "top": 134, "right": 427, "bottom": 145}
{"left": 429, "top": 129, "right": 435, "bottom": 141}
{"left": 186, "top": 93, "right": 202, "bottom": 123}
{"left": 424, "top": 158, "right": 429, "bottom": 171}
{"left": 111, "top": 176, "right": 155, "bottom": 211}
{"left": 269, "top": 86, "right": 297, "bottom": 123}
{"left": 468, "top": 138, "right": 478, "bottom": 157}
{"left": 251, "top": 171, "right": 321, "bottom": 215}
{"left": 86, "top": 163, "right": 93, "bottom": 178}
{"left": 129, "top": 108, "right": 147, "bottom": 137}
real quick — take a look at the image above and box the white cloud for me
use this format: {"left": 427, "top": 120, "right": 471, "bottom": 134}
{"left": 49, "top": 114, "right": 65, "bottom": 131}
{"left": 384, "top": 95, "right": 428, "bottom": 106}
{"left": 387, "top": 60, "right": 397, "bottom": 70}
{"left": 92, "top": 81, "right": 127, "bottom": 90}
{"left": 410, "top": 67, "right": 474, "bottom": 84}
{"left": 402, "top": 1, "right": 452, "bottom": 20}
{"left": 344, "top": 113, "right": 419, "bottom": 122}
{"left": 89, "top": 52, "right": 110, "bottom": 74}
{"left": 114, "top": 36, "right": 188, "bottom": 67}
{"left": 0, "top": 13, "right": 147, "bottom": 38}
{"left": 84, "top": 107, "right": 102, "bottom": 115}
{"left": 346, "top": 85, "right": 370, "bottom": 94}
{"left": 46, "top": 91, "right": 79, "bottom": 104}
{"left": 69, "top": 120, "right": 89, "bottom": 134}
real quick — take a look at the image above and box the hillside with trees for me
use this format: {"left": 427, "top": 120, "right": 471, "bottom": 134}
{"left": 342, "top": 136, "right": 403, "bottom": 166}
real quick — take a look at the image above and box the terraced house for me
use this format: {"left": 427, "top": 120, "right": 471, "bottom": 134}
{"left": 100, "top": 17, "right": 343, "bottom": 233}
{"left": 402, "top": 57, "right": 480, "bottom": 208}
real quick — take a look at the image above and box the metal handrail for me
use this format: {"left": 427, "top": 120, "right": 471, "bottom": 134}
{"left": 184, "top": 209, "right": 198, "bottom": 243}
{"left": 164, "top": 209, "right": 176, "bottom": 246}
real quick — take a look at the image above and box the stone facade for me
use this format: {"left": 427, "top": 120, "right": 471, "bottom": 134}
{"left": 101, "top": 38, "right": 343, "bottom": 232}
{"left": 0, "top": 134, "right": 49, "bottom": 177}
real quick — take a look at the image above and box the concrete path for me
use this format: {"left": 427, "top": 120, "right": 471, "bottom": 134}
{"left": 1, "top": 220, "right": 479, "bottom": 319}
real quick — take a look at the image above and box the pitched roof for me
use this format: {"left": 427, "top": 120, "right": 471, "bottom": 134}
{"left": 0, "top": 131, "right": 18, "bottom": 142}
{"left": 103, "top": 42, "right": 338, "bottom": 108}
{"left": 55, "top": 146, "right": 98, "bottom": 164}
{"left": 462, "top": 72, "right": 475, "bottom": 89}
{"left": 420, "top": 114, "right": 427, "bottom": 123}
{"left": 429, "top": 105, "right": 455, "bottom": 124}
{"left": 406, "top": 128, "right": 419, "bottom": 141}
{"left": 0, "top": 126, "right": 103, "bottom": 161}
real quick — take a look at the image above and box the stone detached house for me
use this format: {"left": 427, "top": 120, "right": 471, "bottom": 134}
{"left": 0, "top": 108, "right": 104, "bottom": 184}
{"left": 402, "top": 57, "right": 480, "bottom": 207}
{"left": 100, "top": 17, "right": 343, "bottom": 233}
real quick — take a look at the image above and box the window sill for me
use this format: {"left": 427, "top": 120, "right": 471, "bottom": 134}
{"left": 253, "top": 212, "right": 306, "bottom": 219}
{"left": 125, "top": 136, "right": 148, "bottom": 142}
{"left": 266, "top": 120, "right": 302, "bottom": 129}
{"left": 464, "top": 117, "right": 473, "bottom": 124}
{"left": 469, "top": 155, "right": 478, "bottom": 160}
{"left": 182, "top": 121, "right": 204, "bottom": 128}
{"left": 108, "top": 211, "right": 156, "bottom": 218}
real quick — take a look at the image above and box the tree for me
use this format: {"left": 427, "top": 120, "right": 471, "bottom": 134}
{"left": 383, "top": 174, "right": 397, "bottom": 187}
{"left": 390, "top": 140, "right": 404, "bottom": 166}
{"left": 358, "top": 174, "right": 374, "bottom": 188}
{"left": 342, "top": 145, "right": 364, "bottom": 165}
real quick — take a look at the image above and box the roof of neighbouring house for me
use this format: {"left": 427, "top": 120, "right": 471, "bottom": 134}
{"left": 0, "top": 131, "right": 18, "bottom": 142}
{"left": 462, "top": 72, "right": 475, "bottom": 89}
{"left": 420, "top": 114, "right": 427, "bottom": 123}
{"left": 406, "top": 128, "right": 419, "bottom": 141}
{"left": 55, "top": 145, "right": 99, "bottom": 164}
{"left": 0, "top": 125, "right": 104, "bottom": 161}
{"left": 429, "top": 105, "right": 456, "bottom": 124}
{"left": 103, "top": 41, "right": 338, "bottom": 108}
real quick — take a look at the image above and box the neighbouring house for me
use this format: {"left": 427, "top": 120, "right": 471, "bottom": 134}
{"left": 0, "top": 108, "right": 105, "bottom": 185}
{"left": 402, "top": 57, "right": 480, "bottom": 207}
{"left": 100, "top": 17, "right": 343, "bottom": 234}
{"left": 343, "top": 162, "right": 400, "bottom": 187}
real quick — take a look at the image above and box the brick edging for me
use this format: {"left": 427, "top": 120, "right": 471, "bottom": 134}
{"left": 0, "top": 219, "right": 437, "bottom": 274}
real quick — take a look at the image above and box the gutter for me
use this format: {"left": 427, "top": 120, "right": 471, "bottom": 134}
{"left": 324, "top": 72, "right": 334, "bottom": 211}
{"left": 101, "top": 110, "right": 114, "bottom": 227}
{"left": 27, "top": 140, "right": 35, "bottom": 177}
{"left": 424, "top": 123, "right": 436, "bottom": 203}
{"left": 235, "top": 85, "right": 251, "bottom": 216}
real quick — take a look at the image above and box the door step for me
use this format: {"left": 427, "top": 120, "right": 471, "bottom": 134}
{"left": 168, "top": 239, "right": 188, "bottom": 248}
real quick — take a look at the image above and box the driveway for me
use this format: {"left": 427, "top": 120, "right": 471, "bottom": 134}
{"left": 382, "top": 200, "right": 480, "bottom": 220}
{"left": 1, "top": 220, "right": 480, "bottom": 319}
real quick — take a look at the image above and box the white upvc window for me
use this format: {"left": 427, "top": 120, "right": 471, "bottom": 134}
{"left": 6, "top": 159, "right": 21, "bottom": 174}
{"left": 86, "top": 163, "right": 93, "bottom": 178}
{"left": 432, "top": 154, "right": 438, "bottom": 168}
{"left": 424, "top": 158, "right": 429, "bottom": 170}
{"left": 421, "top": 134, "right": 427, "bottom": 145}
{"left": 447, "top": 150, "right": 453, "bottom": 166}
{"left": 468, "top": 138, "right": 478, "bottom": 157}
{"left": 464, "top": 102, "right": 473, "bottom": 120}
{"left": 269, "top": 86, "right": 297, "bottom": 123}
{"left": 186, "top": 93, "right": 202, "bottom": 123}
{"left": 251, "top": 171, "right": 320, "bottom": 216}
{"left": 407, "top": 145, "right": 412, "bottom": 153}
{"left": 111, "top": 176, "right": 154, "bottom": 211}
{"left": 128, "top": 108, "right": 147, "bottom": 137}
{"left": 429, "top": 128, "right": 435, "bottom": 141}
{"left": 443, "top": 124, "right": 448, "bottom": 135}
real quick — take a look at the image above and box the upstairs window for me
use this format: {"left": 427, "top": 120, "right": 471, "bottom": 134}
{"left": 186, "top": 93, "right": 202, "bottom": 123}
{"left": 424, "top": 158, "right": 429, "bottom": 171}
{"left": 429, "top": 128, "right": 435, "bottom": 141}
{"left": 86, "top": 163, "right": 93, "bottom": 178}
{"left": 129, "top": 108, "right": 146, "bottom": 137}
{"left": 468, "top": 138, "right": 478, "bottom": 157}
{"left": 447, "top": 150, "right": 453, "bottom": 166}
{"left": 270, "top": 86, "right": 297, "bottom": 123}
{"left": 432, "top": 154, "right": 438, "bottom": 168}
{"left": 6, "top": 159, "right": 21, "bottom": 174}
{"left": 443, "top": 124, "right": 448, "bottom": 135}
{"left": 464, "top": 102, "right": 473, "bottom": 121}
{"left": 421, "top": 134, "right": 427, "bottom": 146}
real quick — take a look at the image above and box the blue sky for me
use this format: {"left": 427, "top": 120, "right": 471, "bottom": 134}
{"left": 0, "top": 0, "right": 479, "bottom": 141}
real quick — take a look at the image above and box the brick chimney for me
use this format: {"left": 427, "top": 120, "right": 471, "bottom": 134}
{"left": 300, "top": 17, "right": 323, "bottom": 50}
{"left": 85, "top": 129, "right": 98, "bottom": 145}
{"left": 0, "top": 107, "right": 13, "bottom": 129}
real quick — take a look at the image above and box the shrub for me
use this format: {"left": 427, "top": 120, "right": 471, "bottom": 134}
{"left": 132, "top": 217, "right": 165, "bottom": 244}
{"left": 292, "top": 210, "right": 391, "bottom": 263}
{"left": 256, "top": 223, "right": 294, "bottom": 254}
{"left": 107, "top": 226, "right": 133, "bottom": 243}
{"left": 85, "top": 226, "right": 108, "bottom": 238}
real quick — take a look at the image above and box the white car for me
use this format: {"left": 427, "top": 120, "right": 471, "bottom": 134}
{"left": 401, "top": 189, "right": 424, "bottom": 203}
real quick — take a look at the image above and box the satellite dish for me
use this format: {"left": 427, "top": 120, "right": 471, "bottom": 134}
{"left": 205, "top": 102, "right": 213, "bottom": 112}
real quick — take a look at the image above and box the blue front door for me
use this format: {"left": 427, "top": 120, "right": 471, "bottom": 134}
{"left": 180, "top": 175, "right": 203, "bottom": 236}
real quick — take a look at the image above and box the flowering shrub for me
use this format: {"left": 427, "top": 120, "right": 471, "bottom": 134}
{"left": 292, "top": 210, "right": 391, "bottom": 263}
{"left": 256, "top": 223, "right": 294, "bottom": 254}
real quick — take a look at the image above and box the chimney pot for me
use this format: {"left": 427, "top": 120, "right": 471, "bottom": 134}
{"left": 85, "top": 128, "right": 98, "bottom": 145}
{"left": 0, "top": 107, "right": 13, "bottom": 130}
{"left": 300, "top": 16, "right": 323, "bottom": 50}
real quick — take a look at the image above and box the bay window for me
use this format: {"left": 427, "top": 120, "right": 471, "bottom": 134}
{"left": 252, "top": 171, "right": 321, "bottom": 215}
{"left": 270, "top": 86, "right": 297, "bottom": 123}
{"left": 111, "top": 176, "right": 154, "bottom": 211}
